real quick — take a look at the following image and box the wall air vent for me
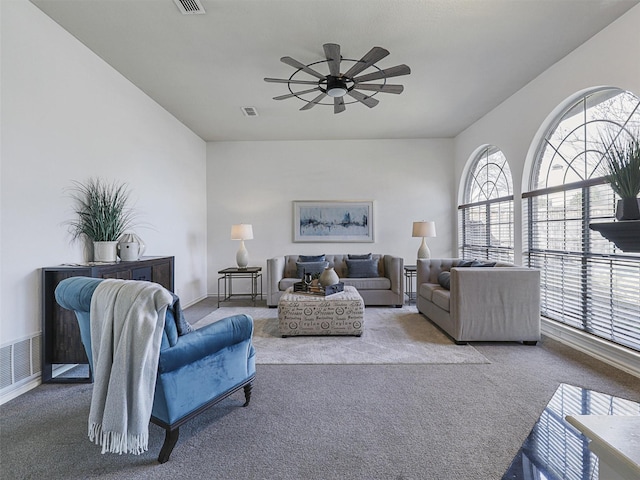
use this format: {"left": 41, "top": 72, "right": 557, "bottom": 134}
{"left": 173, "top": 0, "right": 206, "bottom": 15}
{"left": 241, "top": 107, "right": 259, "bottom": 117}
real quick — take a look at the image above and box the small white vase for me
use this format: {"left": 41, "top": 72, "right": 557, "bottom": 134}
{"left": 319, "top": 267, "right": 339, "bottom": 286}
{"left": 93, "top": 241, "right": 118, "bottom": 263}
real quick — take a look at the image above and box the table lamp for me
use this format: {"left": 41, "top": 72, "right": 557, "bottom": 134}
{"left": 231, "top": 224, "right": 253, "bottom": 269}
{"left": 412, "top": 221, "right": 436, "bottom": 259}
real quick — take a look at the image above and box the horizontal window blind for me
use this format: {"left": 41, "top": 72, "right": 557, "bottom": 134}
{"left": 458, "top": 198, "right": 514, "bottom": 263}
{"left": 525, "top": 182, "right": 640, "bottom": 352}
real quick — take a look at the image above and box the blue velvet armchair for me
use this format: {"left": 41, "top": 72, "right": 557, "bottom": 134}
{"left": 54, "top": 276, "right": 256, "bottom": 463}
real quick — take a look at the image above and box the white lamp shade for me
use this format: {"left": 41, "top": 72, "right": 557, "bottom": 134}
{"left": 231, "top": 224, "right": 253, "bottom": 240}
{"left": 412, "top": 221, "right": 436, "bottom": 238}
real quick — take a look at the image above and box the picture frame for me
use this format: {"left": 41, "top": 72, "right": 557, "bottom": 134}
{"left": 293, "top": 201, "right": 374, "bottom": 243}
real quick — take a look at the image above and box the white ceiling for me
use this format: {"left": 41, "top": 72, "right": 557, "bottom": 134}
{"left": 30, "top": 0, "right": 639, "bottom": 142}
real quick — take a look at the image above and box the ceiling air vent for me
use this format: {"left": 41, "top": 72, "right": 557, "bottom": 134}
{"left": 173, "top": 0, "right": 206, "bottom": 15}
{"left": 241, "top": 107, "right": 259, "bottom": 117}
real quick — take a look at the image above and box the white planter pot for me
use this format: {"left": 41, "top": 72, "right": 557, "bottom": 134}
{"left": 93, "top": 241, "right": 118, "bottom": 263}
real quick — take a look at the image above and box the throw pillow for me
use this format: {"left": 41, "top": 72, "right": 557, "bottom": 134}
{"left": 296, "top": 261, "right": 329, "bottom": 279}
{"left": 437, "top": 272, "right": 451, "bottom": 290}
{"left": 348, "top": 253, "right": 372, "bottom": 260}
{"left": 299, "top": 254, "right": 326, "bottom": 262}
{"left": 346, "top": 258, "right": 379, "bottom": 278}
{"left": 169, "top": 292, "right": 194, "bottom": 336}
{"left": 456, "top": 259, "right": 495, "bottom": 268}
{"left": 471, "top": 260, "right": 496, "bottom": 267}
{"left": 456, "top": 259, "right": 476, "bottom": 267}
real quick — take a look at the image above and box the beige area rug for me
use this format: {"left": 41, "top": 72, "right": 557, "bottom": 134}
{"left": 192, "top": 305, "right": 490, "bottom": 365}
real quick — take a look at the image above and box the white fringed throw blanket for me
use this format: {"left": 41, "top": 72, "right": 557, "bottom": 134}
{"left": 88, "top": 279, "right": 173, "bottom": 455}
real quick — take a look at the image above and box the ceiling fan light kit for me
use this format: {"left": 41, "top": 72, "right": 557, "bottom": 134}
{"left": 264, "top": 43, "right": 410, "bottom": 114}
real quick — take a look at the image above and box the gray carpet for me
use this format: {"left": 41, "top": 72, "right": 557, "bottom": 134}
{"left": 2, "top": 305, "right": 640, "bottom": 480}
{"left": 193, "top": 305, "right": 490, "bottom": 365}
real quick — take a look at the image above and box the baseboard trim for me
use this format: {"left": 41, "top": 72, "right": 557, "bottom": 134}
{"left": 183, "top": 293, "right": 209, "bottom": 309}
{"left": 541, "top": 318, "right": 640, "bottom": 379}
{"left": 0, "top": 376, "right": 41, "bottom": 405}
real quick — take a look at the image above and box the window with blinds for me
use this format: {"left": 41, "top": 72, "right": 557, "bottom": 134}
{"left": 525, "top": 88, "right": 640, "bottom": 352}
{"left": 458, "top": 146, "right": 514, "bottom": 262}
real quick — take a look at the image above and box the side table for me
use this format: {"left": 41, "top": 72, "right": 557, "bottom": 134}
{"left": 217, "top": 267, "right": 262, "bottom": 307}
{"left": 404, "top": 265, "right": 417, "bottom": 305}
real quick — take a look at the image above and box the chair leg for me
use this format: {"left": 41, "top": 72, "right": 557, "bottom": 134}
{"left": 243, "top": 382, "right": 253, "bottom": 407}
{"left": 158, "top": 428, "right": 179, "bottom": 464}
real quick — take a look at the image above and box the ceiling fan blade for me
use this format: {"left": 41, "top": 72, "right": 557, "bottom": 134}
{"left": 273, "top": 87, "right": 321, "bottom": 100}
{"left": 347, "top": 89, "right": 379, "bottom": 108}
{"left": 353, "top": 83, "right": 404, "bottom": 94}
{"left": 334, "top": 97, "right": 346, "bottom": 114}
{"left": 281, "top": 56, "right": 326, "bottom": 80}
{"left": 300, "top": 92, "right": 328, "bottom": 111}
{"left": 343, "top": 46, "right": 390, "bottom": 78}
{"left": 323, "top": 43, "right": 341, "bottom": 77}
{"left": 353, "top": 64, "right": 411, "bottom": 83}
{"left": 264, "top": 77, "right": 319, "bottom": 85}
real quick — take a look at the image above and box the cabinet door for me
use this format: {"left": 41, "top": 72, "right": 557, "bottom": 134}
{"left": 132, "top": 266, "right": 152, "bottom": 282}
{"left": 152, "top": 259, "right": 174, "bottom": 291}
{"left": 42, "top": 268, "right": 91, "bottom": 382}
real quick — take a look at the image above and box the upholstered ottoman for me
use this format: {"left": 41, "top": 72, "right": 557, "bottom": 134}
{"left": 278, "top": 286, "right": 365, "bottom": 337}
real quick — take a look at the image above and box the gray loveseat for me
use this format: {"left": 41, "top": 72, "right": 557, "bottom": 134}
{"left": 267, "top": 254, "right": 404, "bottom": 307}
{"left": 416, "top": 258, "right": 541, "bottom": 345}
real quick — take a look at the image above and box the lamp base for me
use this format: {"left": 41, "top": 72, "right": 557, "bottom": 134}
{"left": 236, "top": 240, "right": 249, "bottom": 268}
{"left": 417, "top": 237, "right": 431, "bottom": 259}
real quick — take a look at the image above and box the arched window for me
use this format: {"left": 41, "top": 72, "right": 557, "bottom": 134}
{"left": 524, "top": 87, "right": 640, "bottom": 352}
{"left": 458, "top": 146, "right": 514, "bottom": 262}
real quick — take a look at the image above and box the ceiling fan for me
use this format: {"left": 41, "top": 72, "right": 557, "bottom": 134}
{"left": 264, "top": 43, "right": 411, "bottom": 114}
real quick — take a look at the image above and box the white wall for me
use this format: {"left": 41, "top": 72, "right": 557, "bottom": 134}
{"left": 206, "top": 139, "right": 454, "bottom": 291}
{"left": 1, "top": 0, "right": 208, "bottom": 351}
{"left": 453, "top": 4, "right": 640, "bottom": 264}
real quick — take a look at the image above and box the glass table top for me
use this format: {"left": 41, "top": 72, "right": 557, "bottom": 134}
{"left": 503, "top": 383, "right": 640, "bottom": 480}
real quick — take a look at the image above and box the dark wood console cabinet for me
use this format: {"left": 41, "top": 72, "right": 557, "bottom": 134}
{"left": 41, "top": 256, "right": 174, "bottom": 383}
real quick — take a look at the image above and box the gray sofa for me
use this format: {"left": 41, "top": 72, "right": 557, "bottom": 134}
{"left": 416, "top": 258, "right": 541, "bottom": 345}
{"left": 267, "top": 254, "right": 404, "bottom": 307}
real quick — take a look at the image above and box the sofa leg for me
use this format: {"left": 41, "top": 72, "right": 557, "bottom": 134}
{"left": 523, "top": 340, "right": 537, "bottom": 346}
{"left": 243, "top": 382, "right": 253, "bottom": 407}
{"left": 395, "top": 304, "right": 402, "bottom": 308}
{"left": 454, "top": 340, "right": 468, "bottom": 345}
{"left": 158, "top": 428, "right": 179, "bottom": 464}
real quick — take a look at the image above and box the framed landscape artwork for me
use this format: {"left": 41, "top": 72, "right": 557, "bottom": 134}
{"left": 293, "top": 201, "right": 374, "bottom": 243}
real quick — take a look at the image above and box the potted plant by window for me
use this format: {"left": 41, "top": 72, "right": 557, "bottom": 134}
{"left": 67, "top": 178, "right": 136, "bottom": 262}
{"left": 600, "top": 133, "right": 640, "bottom": 220}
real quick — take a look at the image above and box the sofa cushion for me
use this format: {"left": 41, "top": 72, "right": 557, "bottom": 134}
{"left": 346, "top": 258, "right": 379, "bottom": 278}
{"left": 431, "top": 289, "right": 451, "bottom": 312}
{"left": 342, "top": 277, "right": 391, "bottom": 290}
{"left": 298, "top": 254, "right": 326, "bottom": 262}
{"left": 419, "top": 283, "right": 443, "bottom": 302}
{"left": 296, "top": 261, "right": 329, "bottom": 279}
{"left": 437, "top": 271, "right": 451, "bottom": 290}
{"left": 348, "top": 253, "right": 372, "bottom": 260}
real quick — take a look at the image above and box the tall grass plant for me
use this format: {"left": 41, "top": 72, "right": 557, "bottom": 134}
{"left": 67, "top": 178, "right": 135, "bottom": 242}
